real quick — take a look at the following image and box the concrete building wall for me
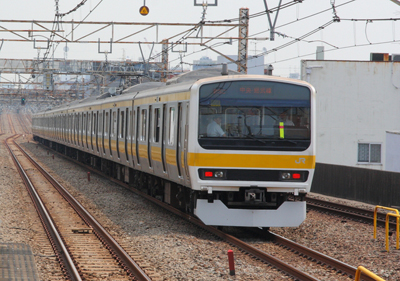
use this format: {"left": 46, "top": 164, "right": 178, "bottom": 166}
{"left": 301, "top": 60, "right": 400, "bottom": 171}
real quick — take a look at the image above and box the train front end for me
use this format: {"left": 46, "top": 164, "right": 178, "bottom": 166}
{"left": 188, "top": 75, "right": 316, "bottom": 227}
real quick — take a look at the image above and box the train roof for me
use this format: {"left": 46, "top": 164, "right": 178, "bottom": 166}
{"left": 166, "top": 67, "right": 240, "bottom": 85}
{"left": 34, "top": 67, "right": 244, "bottom": 115}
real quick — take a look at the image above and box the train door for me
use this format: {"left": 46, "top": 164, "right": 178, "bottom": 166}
{"left": 181, "top": 102, "right": 191, "bottom": 185}
{"left": 85, "top": 113, "right": 89, "bottom": 150}
{"left": 137, "top": 105, "right": 151, "bottom": 172}
{"left": 102, "top": 110, "right": 107, "bottom": 156}
{"left": 134, "top": 107, "right": 141, "bottom": 168}
{"left": 151, "top": 105, "right": 163, "bottom": 176}
{"left": 115, "top": 108, "right": 120, "bottom": 160}
{"left": 126, "top": 107, "right": 133, "bottom": 166}
{"left": 165, "top": 102, "right": 182, "bottom": 182}
{"left": 111, "top": 109, "right": 117, "bottom": 158}
{"left": 95, "top": 111, "right": 99, "bottom": 155}
{"left": 147, "top": 105, "right": 153, "bottom": 170}
{"left": 76, "top": 113, "right": 79, "bottom": 147}
{"left": 67, "top": 114, "right": 70, "bottom": 144}
{"left": 124, "top": 108, "right": 130, "bottom": 164}
{"left": 89, "top": 112, "right": 94, "bottom": 152}
{"left": 176, "top": 102, "right": 190, "bottom": 185}
{"left": 97, "top": 111, "right": 102, "bottom": 155}
{"left": 82, "top": 113, "right": 85, "bottom": 149}
{"left": 108, "top": 109, "right": 113, "bottom": 158}
{"left": 117, "top": 108, "right": 125, "bottom": 161}
{"left": 72, "top": 113, "right": 75, "bottom": 146}
{"left": 161, "top": 104, "right": 167, "bottom": 174}
{"left": 129, "top": 104, "right": 135, "bottom": 167}
{"left": 69, "top": 114, "right": 72, "bottom": 145}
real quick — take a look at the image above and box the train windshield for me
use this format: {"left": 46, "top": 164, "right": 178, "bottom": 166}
{"left": 198, "top": 80, "right": 311, "bottom": 151}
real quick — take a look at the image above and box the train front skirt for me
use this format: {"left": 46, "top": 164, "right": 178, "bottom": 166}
{"left": 194, "top": 200, "right": 306, "bottom": 227}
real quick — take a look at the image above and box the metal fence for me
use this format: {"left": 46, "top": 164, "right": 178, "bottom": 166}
{"left": 311, "top": 163, "right": 400, "bottom": 208}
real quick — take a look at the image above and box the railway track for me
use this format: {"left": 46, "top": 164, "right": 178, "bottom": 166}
{"left": 306, "top": 197, "right": 397, "bottom": 229}
{"left": 35, "top": 142, "right": 383, "bottom": 281}
{"left": 6, "top": 135, "right": 157, "bottom": 281}
{"left": 7, "top": 114, "right": 16, "bottom": 134}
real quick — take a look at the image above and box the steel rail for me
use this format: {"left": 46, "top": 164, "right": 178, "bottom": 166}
{"left": 50, "top": 148, "right": 320, "bottom": 281}
{"left": 7, "top": 114, "right": 15, "bottom": 134}
{"left": 15, "top": 140, "right": 152, "bottom": 281}
{"left": 254, "top": 230, "right": 378, "bottom": 281}
{"left": 306, "top": 197, "right": 397, "bottom": 229}
{"left": 5, "top": 135, "right": 82, "bottom": 281}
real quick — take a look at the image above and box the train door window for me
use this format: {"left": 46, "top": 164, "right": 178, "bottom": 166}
{"left": 103, "top": 111, "right": 107, "bottom": 154}
{"left": 112, "top": 111, "right": 117, "bottom": 137}
{"left": 154, "top": 107, "right": 161, "bottom": 143}
{"left": 168, "top": 107, "right": 176, "bottom": 145}
{"left": 87, "top": 112, "right": 91, "bottom": 149}
{"left": 148, "top": 105, "right": 153, "bottom": 168}
{"left": 176, "top": 104, "right": 182, "bottom": 177}
{"left": 73, "top": 114, "right": 76, "bottom": 145}
{"left": 104, "top": 112, "right": 109, "bottom": 137}
{"left": 140, "top": 109, "right": 147, "bottom": 141}
{"left": 117, "top": 109, "right": 120, "bottom": 159}
{"left": 69, "top": 114, "right": 72, "bottom": 143}
{"left": 120, "top": 110, "right": 125, "bottom": 139}
{"left": 161, "top": 104, "right": 166, "bottom": 172}
{"left": 136, "top": 108, "right": 140, "bottom": 164}
{"left": 81, "top": 113, "right": 85, "bottom": 146}
{"left": 130, "top": 109, "right": 135, "bottom": 164}
{"left": 125, "top": 108, "right": 129, "bottom": 161}
{"left": 109, "top": 110, "right": 113, "bottom": 156}
{"left": 70, "top": 114, "right": 72, "bottom": 143}
{"left": 77, "top": 113, "right": 80, "bottom": 146}
{"left": 98, "top": 112, "right": 102, "bottom": 152}
{"left": 93, "top": 112, "right": 97, "bottom": 151}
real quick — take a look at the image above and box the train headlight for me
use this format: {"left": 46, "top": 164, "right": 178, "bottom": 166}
{"left": 199, "top": 169, "right": 227, "bottom": 180}
{"left": 281, "top": 172, "right": 291, "bottom": 180}
{"left": 279, "top": 171, "right": 306, "bottom": 181}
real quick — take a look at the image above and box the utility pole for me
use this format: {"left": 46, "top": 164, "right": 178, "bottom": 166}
{"left": 237, "top": 8, "right": 249, "bottom": 74}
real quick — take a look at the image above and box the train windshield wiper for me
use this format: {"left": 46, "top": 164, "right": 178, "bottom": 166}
{"left": 243, "top": 134, "right": 268, "bottom": 145}
{"left": 243, "top": 134, "right": 298, "bottom": 146}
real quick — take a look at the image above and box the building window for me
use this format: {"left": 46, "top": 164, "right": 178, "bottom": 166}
{"left": 358, "top": 143, "right": 381, "bottom": 163}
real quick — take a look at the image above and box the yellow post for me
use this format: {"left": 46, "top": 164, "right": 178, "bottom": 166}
{"left": 373, "top": 206, "right": 399, "bottom": 239}
{"left": 385, "top": 212, "right": 400, "bottom": 252}
{"left": 354, "top": 266, "right": 386, "bottom": 281}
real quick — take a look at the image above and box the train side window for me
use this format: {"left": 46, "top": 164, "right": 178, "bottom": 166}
{"left": 154, "top": 108, "right": 161, "bottom": 143}
{"left": 168, "top": 107, "right": 175, "bottom": 145}
{"left": 140, "top": 109, "right": 147, "bottom": 141}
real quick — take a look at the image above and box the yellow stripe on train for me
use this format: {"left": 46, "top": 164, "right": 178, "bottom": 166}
{"left": 187, "top": 153, "right": 315, "bottom": 169}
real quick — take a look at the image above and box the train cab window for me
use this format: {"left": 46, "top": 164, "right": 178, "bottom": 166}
{"left": 198, "top": 80, "right": 311, "bottom": 151}
{"left": 154, "top": 108, "right": 161, "bottom": 143}
{"left": 168, "top": 107, "right": 175, "bottom": 145}
{"left": 140, "top": 109, "right": 147, "bottom": 141}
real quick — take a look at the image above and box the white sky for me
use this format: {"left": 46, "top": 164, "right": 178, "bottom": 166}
{"left": 1, "top": 0, "right": 400, "bottom": 77}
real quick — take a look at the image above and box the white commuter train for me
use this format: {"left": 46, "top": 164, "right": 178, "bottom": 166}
{"left": 32, "top": 68, "right": 316, "bottom": 227}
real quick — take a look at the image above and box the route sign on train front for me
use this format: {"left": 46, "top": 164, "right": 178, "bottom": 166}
{"left": 139, "top": 6, "right": 149, "bottom": 16}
